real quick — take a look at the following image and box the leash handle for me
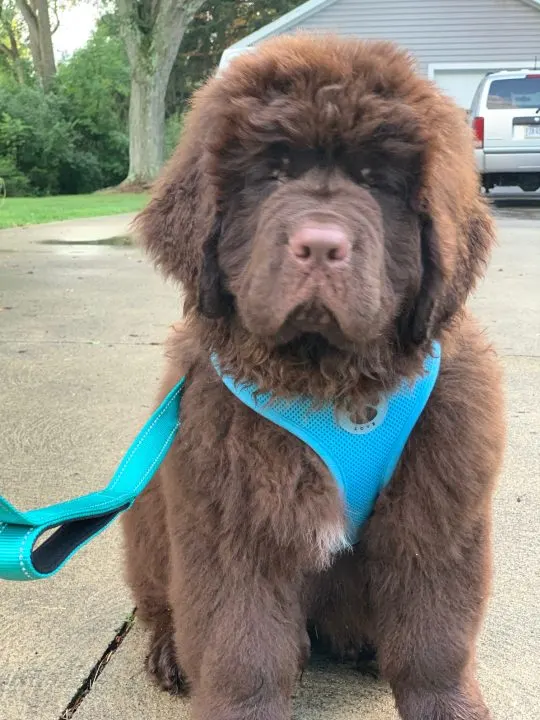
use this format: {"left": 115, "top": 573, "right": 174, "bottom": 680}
{"left": 0, "top": 380, "right": 184, "bottom": 581}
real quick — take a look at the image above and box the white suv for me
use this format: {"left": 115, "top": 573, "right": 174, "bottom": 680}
{"left": 469, "top": 70, "right": 540, "bottom": 192}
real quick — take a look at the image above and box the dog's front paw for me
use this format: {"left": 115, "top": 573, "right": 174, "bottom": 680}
{"left": 145, "top": 629, "right": 188, "bottom": 696}
{"left": 396, "top": 687, "right": 491, "bottom": 720}
{"left": 355, "top": 645, "right": 379, "bottom": 679}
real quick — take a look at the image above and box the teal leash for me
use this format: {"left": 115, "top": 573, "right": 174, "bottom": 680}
{"left": 0, "top": 344, "right": 441, "bottom": 583}
{"left": 0, "top": 380, "right": 184, "bottom": 581}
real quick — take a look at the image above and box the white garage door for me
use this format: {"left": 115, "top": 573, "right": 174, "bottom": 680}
{"left": 432, "top": 69, "right": 491, "bottom": 110}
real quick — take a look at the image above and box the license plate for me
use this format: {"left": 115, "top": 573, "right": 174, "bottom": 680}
{"left": 525, "top": 125, "right": 540, "bottom": 138}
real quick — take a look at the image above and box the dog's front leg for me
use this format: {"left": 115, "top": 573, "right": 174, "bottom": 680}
{"left": 169, "top": 539, "right": 304, "bottom": 720}
{"left": 363, "top": 508, "right": 492, "bottom": 719}
{"left": 361, "top": 480, "right": 493, "bottom": 718}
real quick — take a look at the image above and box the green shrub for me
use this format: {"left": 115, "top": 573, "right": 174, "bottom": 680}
{"left": 0, "top": 155, "right": 31, "bottom": 196}
{"left": 165, "top": 113, "right": 185, "bottom": 160}
{"left": 56, "top": 15, "right": 130, "bottom": 191}
{"left": 0, "top": 85, "right": 74, "bottom": 195}
{"left": 0, "top": 14, "right": 130, "bottom": 196}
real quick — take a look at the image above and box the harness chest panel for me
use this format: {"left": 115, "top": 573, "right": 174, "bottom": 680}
{"left": 215, "top": 343, "right": 441, "bottom": 540}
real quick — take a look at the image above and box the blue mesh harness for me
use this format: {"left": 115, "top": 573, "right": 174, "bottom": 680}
{"left": 0, "top": 343, "right": 440, "bottom": 580}
{"left": 214, "top": 342, "right": 441, "bottom": 540}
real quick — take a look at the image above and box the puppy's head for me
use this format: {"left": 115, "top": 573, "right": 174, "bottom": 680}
{"left": 138, "top": 35, "right": 494, "bottom": 384}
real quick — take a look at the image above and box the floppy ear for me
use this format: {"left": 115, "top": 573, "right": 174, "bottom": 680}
{"left": 198, "top": 217, "right": 234, "bottom": 319}
{"left": 399, "top": 213, "right": 445, "bottom": 347}
{"left": 436, "top": 206, "right": 495, "bottom": 329}
{"left": 134, "top": 105, "right": 217, "bottom": 300}
{"left": 400, "top": 202, "right": 495, "bottom": 347}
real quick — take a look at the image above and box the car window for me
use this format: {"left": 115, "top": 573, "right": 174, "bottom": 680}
{"left": 486, "top": 77, "right": 540, "bottom": 109}
{"left": 469, "top": 79, "right": 486, "bottom": 115}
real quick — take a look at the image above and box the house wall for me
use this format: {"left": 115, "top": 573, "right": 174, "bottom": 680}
{"left": 257, "top": 0, "right": 540, "bottom": 75}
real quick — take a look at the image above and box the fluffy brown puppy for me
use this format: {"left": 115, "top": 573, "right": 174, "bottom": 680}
{"left": 123, "top": 35, "right": 505, "bottom": 720}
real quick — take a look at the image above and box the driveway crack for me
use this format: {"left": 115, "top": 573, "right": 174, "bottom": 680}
{"left": 58, "top": 610, "right": 136, "bottom": 719}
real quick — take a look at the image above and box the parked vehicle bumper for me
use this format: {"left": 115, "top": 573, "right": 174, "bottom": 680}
{"left": 477, "top": 150, "right": 540, "bottom": 174}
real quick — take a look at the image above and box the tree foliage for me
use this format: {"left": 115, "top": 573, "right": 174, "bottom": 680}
{"left": 0, "top": 0, "right": 31, "bottom": 84}
{"left": 0, "top": 82, "right": 73, "bottom": 194}
{"left": 0, "top": 14, "right": 130, "bottom": 195}
{"left": 0, "top": 0, "right": 304, "bottom": 195}
{"left": 56, "top": 13, "right": 130, "bottom": 189}
{"left": 168, "top": 0, "right": 302, "bottom": 111}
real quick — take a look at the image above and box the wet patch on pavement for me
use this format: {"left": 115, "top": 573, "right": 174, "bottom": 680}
{"left": 39, "top": 236, "right": 134, "bottom": 247}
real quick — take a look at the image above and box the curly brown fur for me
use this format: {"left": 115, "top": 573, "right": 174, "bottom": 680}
{"left": 124, "top": 35, "right": 505, "bottom": 720}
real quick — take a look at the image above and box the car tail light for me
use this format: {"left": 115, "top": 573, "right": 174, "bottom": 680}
{"left": 472, "top": 116, "right": 484, "bottom": 148}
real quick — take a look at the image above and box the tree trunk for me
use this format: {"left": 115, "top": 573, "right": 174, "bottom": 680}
{"left": 125, "top": 66, "right": 169, "bottom": 185}
{"left": 34, "top": 0, "right": 55, "bottom": 89}
{"left": 15, "top": 0, "right": 41, "bottom": 79}
{"left": 0, "top": 14, "right": 25, "bottom": 84}
{"left": 119, "top": 0, "right": 207, "bottom": 186}
{"left": 15, "top": 0, "right": 56, "bottom": 89}
{"left": 13, "top": 57, "right": 24, "bottom": 83}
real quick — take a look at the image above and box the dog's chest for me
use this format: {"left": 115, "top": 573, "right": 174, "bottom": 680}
{"left": 234, "top": 410, "right": 351, "bottom": 569}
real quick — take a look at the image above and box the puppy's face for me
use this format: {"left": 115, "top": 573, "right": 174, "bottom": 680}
{"left": 140, "top": 37, "right": 493, "bottom": 367}
{"left": 213, "top": 133, "right": 423, "bottom": 351}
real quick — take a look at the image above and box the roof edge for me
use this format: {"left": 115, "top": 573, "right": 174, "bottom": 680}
{"left": 223, "top": 0, "right": 540, "bottom": 64}
{"left": 228, "top": 0, "right": 539, "bottom": 52}
{"left": 227, "top": 0, "right": 339, "bottom": 50}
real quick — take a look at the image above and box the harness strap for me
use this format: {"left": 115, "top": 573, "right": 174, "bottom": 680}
{"left": 0, "top": 381, "right": 184, "bottom": 581}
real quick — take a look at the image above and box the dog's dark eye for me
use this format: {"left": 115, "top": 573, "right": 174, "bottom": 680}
{"left": 355, "top": 167, "right": 378, "bottom": 189}
{"left": 269, "top": 155, "right": 290, "bottom": 182}
{"left": 358, "top": 167, "right": 374, "bottom": 186}
{"left": 342, "top": 158, "right": 377, "bottom": 188}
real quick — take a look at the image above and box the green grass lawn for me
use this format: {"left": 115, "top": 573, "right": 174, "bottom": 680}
{"left": 0, "top": 193, "right": 149, "bottom": 229}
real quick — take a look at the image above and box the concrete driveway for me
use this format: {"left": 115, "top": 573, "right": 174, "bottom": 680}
{"left": 0, "top": 208, "right": 538, "bottom": 720}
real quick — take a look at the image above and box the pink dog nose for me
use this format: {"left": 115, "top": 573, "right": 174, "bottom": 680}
{"left": 289, "top": 224, "right": 351, "bottom": 264}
